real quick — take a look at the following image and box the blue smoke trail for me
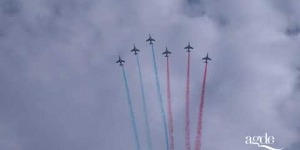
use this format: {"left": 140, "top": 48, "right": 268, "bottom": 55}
{"left": 121, "top": 66, "right": 141, "bottom": 150}
{"left": 136, "top": 55, "right": 153, "bottom": 150}
{"left": 150, "top": 44, "right": 170, "bottom": 150}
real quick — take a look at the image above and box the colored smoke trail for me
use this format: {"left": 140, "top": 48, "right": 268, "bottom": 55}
{"left": 150, "top": 44, "right": 170, "bottom": 150}
{"left": 166, "top": 57, "right": 175, "bottom": 150}
{"left": 121, "top": 66, "right": 141, "bottom": 150}
{"left": 194, "top": 63, "right": 208, "bottom": 150}
{"left": 185, "top": 52, "right": 191, "bottom": 150}
{"left": 136, "top": 55, "right": 153, "bottom": 150}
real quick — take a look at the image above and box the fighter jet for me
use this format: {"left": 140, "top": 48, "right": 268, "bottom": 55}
{"left": 162, "top": 47, "right": 171, "bottom": 57}
{"left": 131, "top": 44, "right": 140, "bottom": 55}
{"left": 202, "top": 53, "right": 211, "bottom": 63}
{"left": 184, "top": 42, "right": 193, "bottom": 52}
{"left": 116, "top": 56, "right": 125, "bottom": 66}
{"left": 146, "top": 34, "right": 155, "bottom": 44}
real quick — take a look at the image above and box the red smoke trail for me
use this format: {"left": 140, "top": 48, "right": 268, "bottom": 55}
{"left": 194, "top": 63, "right": 208, "bottom": 150}
{"left": 185, "top": 52, "right": 191, "bottom": 150}
{"left": 167, "top": 57, "right": 175, "bottom": 150}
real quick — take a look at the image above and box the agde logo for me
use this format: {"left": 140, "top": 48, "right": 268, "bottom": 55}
{"left": 245, "top": 133, "right": 284, "bottom": 150}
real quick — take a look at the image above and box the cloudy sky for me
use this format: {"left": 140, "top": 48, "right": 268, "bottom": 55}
{"left": 1, "top": 0, "right": 300, "bottom": 150}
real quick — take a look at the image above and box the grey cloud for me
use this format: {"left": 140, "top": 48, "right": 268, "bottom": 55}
{"left": 1, "top": 0, "right": 300, "bottom": 150}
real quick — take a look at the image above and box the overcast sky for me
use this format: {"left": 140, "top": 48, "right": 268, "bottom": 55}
{"left": 1, "top": 0, "right": 300, "bottom": 150}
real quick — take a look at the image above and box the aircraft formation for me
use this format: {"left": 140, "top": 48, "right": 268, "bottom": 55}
{"left": 116, "top": 34, "right": 211, "bottom": 150}
{"left": 116, "top": 34, "right": 211, "bottom": 65}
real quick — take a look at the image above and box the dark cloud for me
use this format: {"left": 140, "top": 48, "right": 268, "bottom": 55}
{"left": 285, "top": 24, "right": 300, "bottom": 36}
{"left": 286, "top": 142, "right": 300, "bottom": 150}
{"left": 1, "top": 0, "right": 21, "bottom": 16}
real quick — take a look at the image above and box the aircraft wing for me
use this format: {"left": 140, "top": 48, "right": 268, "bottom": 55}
{"left": 131, "top": 49, "right": 139, "bottom": 52}
{"left": 202, "top": 57, "right": 211, "bottom": 61}
{"left": 147, "top": 38, "right": 155, "bottom": 41}
{"left": 185, "top": 46, "right": 193, "bottom": 49}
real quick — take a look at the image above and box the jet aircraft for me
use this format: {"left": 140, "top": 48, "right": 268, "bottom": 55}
{"left": 184, "top": 42, "right": 193, "bottom": 52}
{"left": 146, "top": 34, "right": 155, "bottom": 44}
{"left": 202, "top": 53, "right": 212, "bottom": 63}
{"left": 116, "top": 56, "right": 125, "bottom": 66}
{"left": 162, "top": 47, "right": 171, "bottom": 57}
{"left": 131, "top": 44, "right": 140, "bottom": 55}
